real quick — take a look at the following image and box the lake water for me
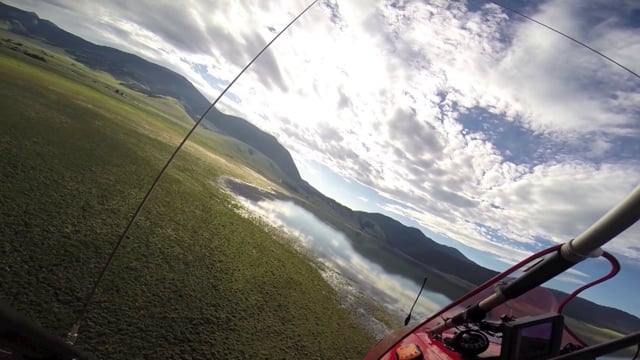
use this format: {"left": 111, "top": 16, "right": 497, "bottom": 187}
{"left": 225, "top": 184, "right": 629, "bottom": 359}
{"left": 227, "top": 186, "right": 451, "bottom": 336}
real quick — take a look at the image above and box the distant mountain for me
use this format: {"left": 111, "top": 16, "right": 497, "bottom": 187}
{"left": 0, "top": 2, "right": 208, "bottom": 119}
{"left": 205, "top": 111, "right": 301, "bottom": 181}
{"left": 3, "top": 1, "right": 638, "bottom": 337}
{"left": 355, "top": 212, "right": 469, "bottom": 263}
{"left": 553, "top": 289, "right": 640, "bottom": 334}
{"left": 288, "top": 180, "right": 489, "bottom": 293}
{"left": 0, "top": 1, "right": 302, "bottom": 182}
{"left": 354, "top": 211, "right": 498, "bottom": 285}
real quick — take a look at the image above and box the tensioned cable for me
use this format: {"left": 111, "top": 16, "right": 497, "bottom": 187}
{"left": 68, "top": 0, "right": 320, "bottom": 343}
{"left": 487, "top": 0, "right": 640, "bottom": 80}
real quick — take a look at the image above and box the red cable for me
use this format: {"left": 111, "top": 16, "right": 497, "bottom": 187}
{"left": 556, "top": 251, "right": 621, "bottom": 346}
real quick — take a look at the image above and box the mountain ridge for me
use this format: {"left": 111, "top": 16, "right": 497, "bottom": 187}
{"left": 0, "top": 1, "right": 303, "bottom": 182}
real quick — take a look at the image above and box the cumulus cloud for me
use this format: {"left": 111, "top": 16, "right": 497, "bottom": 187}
{"left": 9, "top": 0, "right": 639, "bottom": 266}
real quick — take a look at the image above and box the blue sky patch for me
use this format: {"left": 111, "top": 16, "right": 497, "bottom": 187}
{"left": 456, "top": 107, "right": 552, "bottom": 165}
{"left": 456, "top": 106, "right": 640, "bottom": 166}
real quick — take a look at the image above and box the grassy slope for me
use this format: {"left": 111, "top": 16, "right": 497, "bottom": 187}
{"left": 564, "top": 318, "right": 635, "bottom": 357}
{"left": 0, "top": 33, "right": 373, "bottom": 359}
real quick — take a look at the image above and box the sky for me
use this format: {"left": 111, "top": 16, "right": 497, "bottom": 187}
{"left": 6, "top": 0, "right": 640, "bottom": 315}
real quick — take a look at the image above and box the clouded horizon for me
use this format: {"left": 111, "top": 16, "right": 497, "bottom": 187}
{"left": 7, "top": 0, "right": 639, "bottom": 314}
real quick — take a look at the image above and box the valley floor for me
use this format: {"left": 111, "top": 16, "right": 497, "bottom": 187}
{"left": 0, "top": 32, "right": 376, "bottom": 359}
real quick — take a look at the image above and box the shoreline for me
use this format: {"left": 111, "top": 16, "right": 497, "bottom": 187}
{"left": 218, "top": 176, "right": 398, "bottom": 339}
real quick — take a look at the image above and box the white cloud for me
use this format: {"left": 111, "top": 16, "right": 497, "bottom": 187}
{"left": 9, "top": 0, "right": 640, "bottom": 265}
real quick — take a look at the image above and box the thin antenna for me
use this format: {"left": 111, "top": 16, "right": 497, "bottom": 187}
{"left": 68, "top": 0, "right": 320, "bottom": 343}
{"left": 487, "top": 0, "right": 640, "bottom": 80}
{"left": 404, "top": 277, "right": 428, "bottom": 326}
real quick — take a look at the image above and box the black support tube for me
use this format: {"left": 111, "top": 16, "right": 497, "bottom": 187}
{"left": 549, "top": 331, "right": 640, "bottom": 360}
{"left": 500, "top": 252, "right": 573, "bottom": 299}
{"left": 431, "top": 185, "right": 640, "bottom": 334}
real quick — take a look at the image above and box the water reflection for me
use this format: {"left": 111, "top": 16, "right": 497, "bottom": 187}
{"left": 231, "top": 194, "right": 451, "bottom": 332}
